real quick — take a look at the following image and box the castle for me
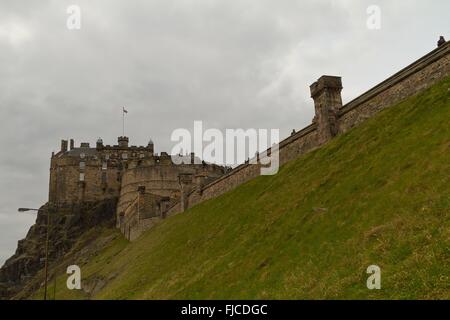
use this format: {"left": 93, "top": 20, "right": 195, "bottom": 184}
{"left": 1, "top": 37, "right": 448, "bottom": 300}
{"left": 48, "top": 38, "right": 449, "bottom": 241}
{"left": 49, "top": 136, "right": 225, "bottom": 239}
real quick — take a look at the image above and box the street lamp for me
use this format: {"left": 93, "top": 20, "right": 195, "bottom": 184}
{"left": 17, "top": 206, "right": 51, "bottom": 300}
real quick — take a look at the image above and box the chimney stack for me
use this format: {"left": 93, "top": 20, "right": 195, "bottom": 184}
{"left": 60, "top": 139, "right": 68, "bottom": 153}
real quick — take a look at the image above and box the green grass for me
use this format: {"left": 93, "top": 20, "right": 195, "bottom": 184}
{"left": 32, "top": 76, "right": 450, "bottom": 299}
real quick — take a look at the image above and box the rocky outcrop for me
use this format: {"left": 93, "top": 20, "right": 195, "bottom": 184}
{"left": 0, "top": 198, "right": 118, "bottom": 300}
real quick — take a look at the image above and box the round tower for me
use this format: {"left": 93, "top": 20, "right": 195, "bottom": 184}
{"left": 118, "top": 136, "right": 129, "bottom": 148}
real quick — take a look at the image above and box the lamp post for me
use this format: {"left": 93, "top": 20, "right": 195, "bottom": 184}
{"left": 18, "top": 206, "right": 51, "bottom": 300}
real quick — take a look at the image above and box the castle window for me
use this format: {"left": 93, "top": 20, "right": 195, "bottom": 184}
{"left": 105, "top": 154, "right": 110, "bottom": 160}
{"left": 102, "top": 162, "right": 107, "bottom": 170}
{"left": 79, "top": 173, "right": 85, "bottom": 181}
{"left": 139, "top": 153, "right": 145, "bottom": 159}
{"left": 80, "top": 153, "right": 86, "bottom": 159}
{"left": 122, "top": 153, "right": 128, "bottom": 159}
{"left": 79, "top": 162, "right": 86, "bottom": 170}
{"left": 102, "top": 172, "right": 107, "bottom": 184}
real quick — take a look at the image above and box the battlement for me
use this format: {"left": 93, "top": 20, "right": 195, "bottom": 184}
{"left": 55, "top": 136, "right": 153, "bottom": 156}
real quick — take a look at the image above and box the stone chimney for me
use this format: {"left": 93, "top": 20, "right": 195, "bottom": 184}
{"left": 70, "top": 139, "right": 74, "bottom": 150}
{"left": 310, "top": 75, "right": 343, "bottom": 144}
{"left": 60, "top": 139, "right": 68, "bottom": 153}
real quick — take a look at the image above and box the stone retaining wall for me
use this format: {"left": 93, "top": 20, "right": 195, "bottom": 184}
{"left": 123, "top": 41, "right": 450, "bottom": 240}
{"left": 181, "top": 41, "right": 450, "bottom": 214}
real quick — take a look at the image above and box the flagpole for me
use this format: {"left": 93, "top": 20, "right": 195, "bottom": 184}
{"left": 122, "top": 107, "right": 125, "bottom": 137}
{"left": 122, "top": 107, "right": 128, "bottom": 136}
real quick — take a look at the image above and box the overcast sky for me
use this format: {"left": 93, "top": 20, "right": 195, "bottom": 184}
{"left": 0, "top": 0, "right": 448, "bottom": 266}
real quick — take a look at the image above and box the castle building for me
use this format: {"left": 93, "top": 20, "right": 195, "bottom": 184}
{"left": 48, "top": 136, "right": 225, "bottom": 234}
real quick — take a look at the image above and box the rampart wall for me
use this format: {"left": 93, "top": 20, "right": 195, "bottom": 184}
{"left": 119, "top": 41, "right": 450, "bottom": 241}
{"left": 117, "top": 161, "right": 224, "bottom": 219}
{"left": 178, "top": 41, "right": 450, "bottom": 215}
{"left": 338, "top": 43, "right": 450, "bottom": 132}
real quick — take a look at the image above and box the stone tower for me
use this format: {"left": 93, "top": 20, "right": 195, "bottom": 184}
{"left": 118, "top": 136, "right": 129, "bottom": 148}
{"left": 147, "top": 139, "right": 154, "bottom": 155}
{"left": 310, "top": 75, "right": 343, "bottom": 144}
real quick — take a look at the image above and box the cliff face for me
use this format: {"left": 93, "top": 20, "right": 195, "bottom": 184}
{"left": 0, "top": 198, "right": 118, "bottom": 299}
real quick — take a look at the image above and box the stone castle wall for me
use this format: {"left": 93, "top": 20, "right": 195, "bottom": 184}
{"left": 171, "top": 41, "right": 450, "bottom": 216}
{"left": 338, "top": 43, "right": 450, "bottom": 132}
{"left": 49, "top": 139, "right": 154, "bottom": 206}
{"left": 117, "top": 160, "right": 224, "bottom": 221}
{"left": 120, "top": 193, "right": 167, "bottom": 241}
{"left": 49, "top": 155, "right": 121, "bottom": 204}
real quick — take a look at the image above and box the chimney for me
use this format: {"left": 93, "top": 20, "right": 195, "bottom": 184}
{"left": 70, "top": 139, "right": 74, "bottom": 150}
{"left": 310, "top": 75, "right": 343, "bottom": 143}
{"left": 60, "top": 139, "right": 68, "bottom": 153}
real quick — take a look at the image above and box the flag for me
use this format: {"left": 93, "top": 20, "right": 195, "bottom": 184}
{"left": 123, "top": 107, "right": 128, "bottom": 114}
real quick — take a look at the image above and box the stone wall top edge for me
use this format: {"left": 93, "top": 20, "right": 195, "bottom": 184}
{"left": 340, "top": 41, "right": 450, "bottom": 116}
{"left": 199, "top": 123, "right": 317, "bottom": 192}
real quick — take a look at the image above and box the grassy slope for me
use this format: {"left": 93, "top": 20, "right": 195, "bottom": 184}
{"left": 34, "top": 76, "right": 450, "bottom": 299}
